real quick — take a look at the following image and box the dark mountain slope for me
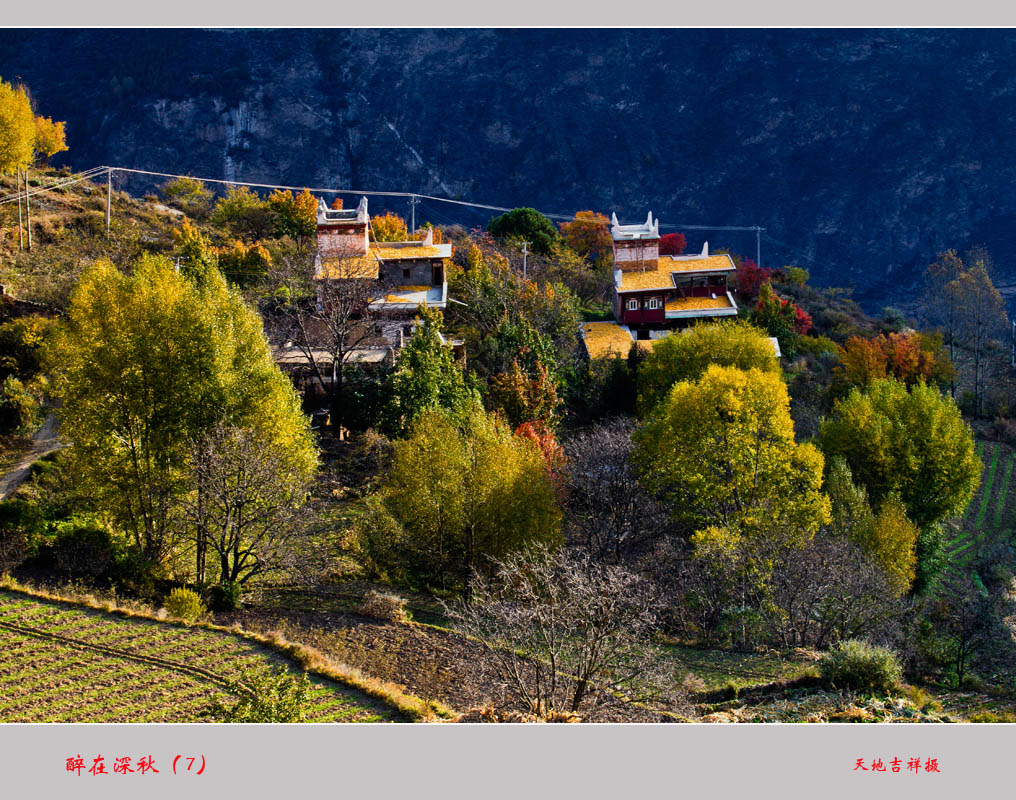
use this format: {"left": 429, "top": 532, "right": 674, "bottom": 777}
{"left": 4, "top": 28, "right": 1016, "bottom": 307}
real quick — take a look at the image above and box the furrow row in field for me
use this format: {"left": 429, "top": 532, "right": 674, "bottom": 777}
{"left": 975, "top": 444, "right": 1000, "bottom": 529}
{"left": 0, "top": 662, "right": 145, "bottom": 718}
{"left": 993, "top": 457, "right": 1015, "bottom": 529}
{"left": 0, "top": 592, "right": 399, "bottom": 722}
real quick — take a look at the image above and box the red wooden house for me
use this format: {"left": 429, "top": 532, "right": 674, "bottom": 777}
{"left": 611, "top": 211, "right": 738, "bottom": 333}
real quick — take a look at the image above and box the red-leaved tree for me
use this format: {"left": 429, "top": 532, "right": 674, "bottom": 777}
{"left": 736, "top": 258, "right": 774, "bottom": 302}
{"left": 515, "top": 421, "right": 566, "bottom": 502}
{"left": 659, "top": 232, "right": 687, "bottom": 256}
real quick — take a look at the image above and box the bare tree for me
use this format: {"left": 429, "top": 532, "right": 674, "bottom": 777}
{"left": 269, "top": 247, "right": 383, "bottom": 422}
{"left": 183, "top": 424, "right": 315, "bottom": 588}
{"left": 949, "top": 258, "right": 1008, "bottom": 417}
{"left": 765, "top": 533, "right": 906, "bottom": 649}
{"left": 562, "top": 419, "right": 670, "bottom": 566}
{"left": 922, "top": 249, "right": 965, "bottom": 396}
{"left": 446, "top": 545, "right": 685, "bottom": 721}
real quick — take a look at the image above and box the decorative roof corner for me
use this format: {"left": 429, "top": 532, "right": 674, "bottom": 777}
{"left": 316, "top": 195, "right": 370, "bottom": 226}
{"left": 611, "top": 210, "right": 660, "bottom": 241}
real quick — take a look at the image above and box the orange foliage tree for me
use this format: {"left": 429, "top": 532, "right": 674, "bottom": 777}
{"left": 515, "top": 420, "right": 566, "bottom": 501}
{"left": 371, "top": 212, "right": 409, "bottom": 242}
{"left": 487, "top": 358, "right": 560, "bottom": 429}
{"left": 416, "top": 222, "right": 443, "bottom": 243}
{"left": 837, "top": 331, "right": 954, "bottom": 390}
{"left": 559, "top": 211, "right": 612, "bottom": 263}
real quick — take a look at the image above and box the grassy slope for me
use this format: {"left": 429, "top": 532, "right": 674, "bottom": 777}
{"left": 0, "top": 589, "right": 398, "bottom": 723}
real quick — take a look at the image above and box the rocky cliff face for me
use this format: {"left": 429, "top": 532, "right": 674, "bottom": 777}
{"left": 4, "top": 28, "right": 1016, "bottom": 308}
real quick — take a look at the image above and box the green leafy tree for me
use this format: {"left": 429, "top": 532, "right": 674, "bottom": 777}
{"left": 636, "top": 319, "right": 779, "bottom": 415}
{"left": 161, "top": 177, "right": 214, "bottom": 219}
{"left": 447, "top": 242, "right": 580, "bottom": 385}
{"left": 267, "top": 189, "right": 317, "bottom": 240}
{"left": 172, "top": 220, "right": 220, "bottom": 285}
{"left": 825, "top": 458, "right": 919, "bottom": 595}
{"left": 486, "top": 208, "right": 560, "bottom": 256}
{"left": 0, "top": 376, "right": 40, "bottom": 437}
{"left": 384, "top": 306, "right": 479, "bottom": 436}
{"left": 356, "top": 405, "right": 563, "bottom": 593}
{"left": 48, "top": 255, "right": 316, "bottom": 572}
{"left": 0, "top": 314, "right": 53, "bottom": 382}
{"left": 752, "top": 282, "right": 802, "bottom": 357}
{"left": 210, "top": 185, "right": 278, "bottom": 241}
{"left": 636, "top": 365, "right": 829, "bottom": 646}
{"left": 819, "top": 378, "right": 980, "bottom": 529}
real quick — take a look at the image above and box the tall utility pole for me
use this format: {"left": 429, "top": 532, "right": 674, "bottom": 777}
{"left": 25, "top": 168, "right": 32, "bottom": 251}
{"left": 755, "top": 226, "right": 764, "bottom": 268}
{"left": 521, "top": 241, "right": 529, "bottom": 280}
{"left": 16, "top": 169, "right": 24, "bottom": 251}
{"left": 106, "top": 168, "right": 112, "bottom": 237}
{"left": 408, "top": 195, "right": 419, "bottom": 235}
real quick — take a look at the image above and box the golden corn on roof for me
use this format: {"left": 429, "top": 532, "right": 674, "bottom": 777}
{"left": 581, "top": 322, "right": 635, "bottom": 359}
{"left": 664, "top": 255, "right": 737, "bottom": 273}
{"left": 383, "top": 286, "right": 433, "bottom": 303}
{"left": 316, "top": 255, "right": 378, "bottom": 280}
{"left": 371, "top": 243, "right": 446, "bottom": 260}
{"left": 665, "top": 295, "right": 735, "bottom": 312}
{"left": 616, "top": 255, "right": 735, "bottom": 292}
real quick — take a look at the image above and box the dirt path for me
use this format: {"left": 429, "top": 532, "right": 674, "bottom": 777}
{"left": 0, "top": 414, "right": 61, "bottom": 500}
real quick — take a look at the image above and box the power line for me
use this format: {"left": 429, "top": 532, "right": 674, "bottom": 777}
{"left": 102, "top": 165, "right": 766, "bottom": 235}
{"left": 2, "top": 163, "right": 770, "bottom": 259}
{"left": 0, "top": 166, "right": 107, "bottom": 205}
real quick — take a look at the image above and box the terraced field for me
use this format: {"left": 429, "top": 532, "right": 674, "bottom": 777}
{"left": 0, "top": 590, "right": 400, "bottom": 723}
{"left": 947, "top": 440, "right": 1016, "bottom": 571}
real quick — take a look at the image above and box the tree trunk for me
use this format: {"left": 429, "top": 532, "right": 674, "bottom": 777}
{"left": 195, "top": 484, "right": 206, "bottom": 585}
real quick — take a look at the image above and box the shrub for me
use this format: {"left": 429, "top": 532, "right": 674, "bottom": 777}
{"left": 205, "top": 667, "right": 311, "bottom": 722}
{"left": 819, "top": 639, "right": 902, "bottom": 694}
{"left": 0, "top": 526, "right": 27, "bottom": 574}
{"left": 51, "top": 517, "right": 116, "bottom": 577}
{"left": 0, "top": 376, "right": 40, "bottom": 437}
{"left": 357, "top": 589, "right": 411, "bottom": 623}
{"left": 969, "top": 710, "right": 1016, "bottom": 723}
{"left": 208, "top": 580, "right": 242, "bottom": 611}
{"left": 164, "top": 587, "right": 206, "bottom": 622}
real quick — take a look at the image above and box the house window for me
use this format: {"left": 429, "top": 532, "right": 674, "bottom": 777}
{"left": 402, "top": 268, "right": 411, "bottom": 280}
{"left": 647, "top": 297, "right": 661, "bottom": 310}
{"left": 626, "top": 298, "right": 639, "bottom": 311}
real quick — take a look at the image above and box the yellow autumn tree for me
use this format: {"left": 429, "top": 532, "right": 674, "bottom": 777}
{"left": 33, "top": 115, "right": 68, "bottom": 160}
{"left": 0, "top": 79, "right": 36, "bottom": 175}
{"left": 370, "top": 211, "right": 409, "bottom": 242}
{"left": 637, "top": 319, "right": 780, "bottom": 415}
{"left": 636, "top": 364, "right": 830, "bottom": 548}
